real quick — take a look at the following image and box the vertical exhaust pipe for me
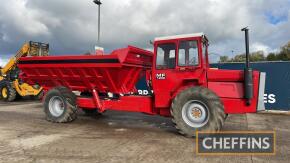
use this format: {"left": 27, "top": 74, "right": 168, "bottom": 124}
{"left": 241, "top": 27, "right": 253, "bottom": 105}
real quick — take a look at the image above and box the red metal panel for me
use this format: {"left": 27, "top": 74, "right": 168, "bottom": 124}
{"left": 152, "top": 37, "right": 207, "bottom": 108}
{"left": 222, "top": 71, "right": 260, "bottom": 113}
{"left": 207, "top": 69, "right": 244, "bottom": 82}
{"left": 77, "top": 98, "right": 97, "bottom": 109}
{"left": 18, "top": 46, "right": 153, "bottom": 94}
{"left": 222, "top": 98, "right": 256, "bottom": 113}
{"left": 77, "top": 96, "right": 154, "bottom": 114}
{"left": 208, "top": 82, "right": 244, "bottom": 98}
{"left": 103, "top": 96, "right": 154, "bottom": 114}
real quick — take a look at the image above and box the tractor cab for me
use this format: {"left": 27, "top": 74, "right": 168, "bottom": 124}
{"left": 153, "top": 33, "right": 209, "bottom": 70}
{"left": 152, "top": 33, "right": 209, "bottom": 108}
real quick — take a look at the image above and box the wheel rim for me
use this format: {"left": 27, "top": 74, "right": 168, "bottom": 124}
{"left": 48, "top": 96, "right": 65, "bottom": 117}
{"left": 181, "top": 100, "right": 209, "bottom": 128}
{"left": 2, "top": 88, "right": 8, "bottom": 98}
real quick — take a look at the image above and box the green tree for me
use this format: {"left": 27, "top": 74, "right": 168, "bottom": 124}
{"left": 277, "top": 41, "right": 290, "bottom": 61}
{"left": 266, "top": 53, "right": 277, "bottom": 61}
{"left": 218, "top": 41, "right": 290, "bottom": 62}
{"left": 219, "top": 56, "right": 229, "bottom": 63}
{"left": 250, "top": 51, "right": 266, "bottom": 62}
{"left": 230, "top": 52, "right": 264, "bottom": 62}
{"left": 232, "top": 54, "right": 246, "bottom": 62}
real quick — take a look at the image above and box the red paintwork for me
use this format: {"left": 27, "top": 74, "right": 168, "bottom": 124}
{"left": 19, "top": 46, "right": 152, "bottom": 94}
{"left": 18, "top": 35, "right": 262, "bottom": 117}
{"left": 208, "top": 70, "right": 260, "bottom": 113}
{"left": 151, "top": 36, "right": 260, "bottom": 114}
{"left": 152, "top": 37, "right": 207, "bottom": 109}
{"left": 78, "top": 96, "right": 154, "bottom": 114}
{"left": 208, "top": 82, "right": 244, "bottom": 98}
{"left": 103, "top": 96, "right": 153, "bottom": 114}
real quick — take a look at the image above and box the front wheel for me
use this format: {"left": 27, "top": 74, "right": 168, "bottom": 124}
{"left": 44, "top": 86, "right": 78, "bottom": 123}
{"left": 0, "top": 83, "right": 17, "bottom": 102}
{"left": 171, "top": 87, "right": 226, "bottom": 137}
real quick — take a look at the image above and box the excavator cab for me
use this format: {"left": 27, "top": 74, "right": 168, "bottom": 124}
{"left": 28, "top": 41, "right": 49, "bottom": 57}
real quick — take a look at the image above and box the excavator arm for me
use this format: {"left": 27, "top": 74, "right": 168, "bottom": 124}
{"left": 1, "top": 43, "right": 29, "bottom": 76}
{"left": 0, "top": 41, "right": 49, "bottom": 77}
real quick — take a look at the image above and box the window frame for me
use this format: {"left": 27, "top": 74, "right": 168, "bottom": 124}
{"left": 155, "top": 42, "right": 177, "bottom": 70}
{"left": 177, "top": 40, "right": 199, "bottom": 67}
{"left": 153, "top": 37, "right": 202, "bottom": 71}
{"left": 176, "top": 38, "right": 201, "bottom": 68}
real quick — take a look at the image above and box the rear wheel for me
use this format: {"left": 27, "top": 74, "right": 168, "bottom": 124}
{"left": 44, "top": 86, "right": 78, "bottom": 123}
{"left": 171, "top": 87, "right": 226, "bottom": 137}
{"left": 0, "top": 83, "right": 17, "bottom": 102}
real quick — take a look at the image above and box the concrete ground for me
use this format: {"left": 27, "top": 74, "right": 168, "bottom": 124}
{"left": 0, "top": 100, "right": 289, "bottom": 163}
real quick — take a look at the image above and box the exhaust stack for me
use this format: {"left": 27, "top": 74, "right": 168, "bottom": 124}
{"left": 241, "top": 27, "right": 253, "bottom": 105}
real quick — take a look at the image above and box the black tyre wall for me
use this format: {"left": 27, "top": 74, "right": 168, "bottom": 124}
{"left": 43, "top": 86, "right": 78, "bottom": 123}
{"left": 0, "top": 81, "right": 17, "bottom": 102}
{"left": 170, "top": 87, "right": 226, "bottom": 137}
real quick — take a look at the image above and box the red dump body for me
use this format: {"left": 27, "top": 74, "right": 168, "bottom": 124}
{"left": 19, "top": 46, "right": 153, "bottom": 94}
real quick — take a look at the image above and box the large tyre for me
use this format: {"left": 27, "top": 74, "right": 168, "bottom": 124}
{"left": 44, "top": 86, "right": 78, "bottom": 123}
{"left": 171, "top": 87, "right": 226, "bottom": 137}
{"left": 0, "top": 83, "right": 17, "bottom": 102}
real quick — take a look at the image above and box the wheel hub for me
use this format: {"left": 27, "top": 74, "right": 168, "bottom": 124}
{"left": 2, "top": 88, "right": 8, "bottom": 98}
{"left": 48, "top": 96, "right": 65, "bottom": 117}
{"left": 181, "top": 100, "right": 209, "bottom": 128}
{"left": 191, "top": 107, "right": 202, "bottom": 118}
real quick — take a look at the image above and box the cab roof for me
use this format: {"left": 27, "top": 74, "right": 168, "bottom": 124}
{"left": 154, "top": 33, "right": 206, "bottom": 41}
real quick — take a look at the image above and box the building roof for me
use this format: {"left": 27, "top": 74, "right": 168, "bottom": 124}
{"left": 154, "top": 33, "right": 205, "bottom": 41}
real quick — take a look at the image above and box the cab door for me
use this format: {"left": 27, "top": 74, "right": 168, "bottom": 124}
{"left": 152, "top": 41, "right": 178, "bottom": 108}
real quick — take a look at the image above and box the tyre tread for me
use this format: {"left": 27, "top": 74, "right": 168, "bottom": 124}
{"left": 44, "top": 86, "right": 78, "bottom": 123}
{"left": 170, "top": 86, "right": 225, "bottom": 137}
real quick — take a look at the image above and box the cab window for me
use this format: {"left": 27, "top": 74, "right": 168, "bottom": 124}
{"left": 156, "top": 43, "right": 176, "bottom": 69}
{"left": 178, "top": 40, "right": 199, "bottom": 66}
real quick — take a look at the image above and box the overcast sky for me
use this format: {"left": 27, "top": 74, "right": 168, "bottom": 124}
{"left": 0, "top": 0, "right": 289, "bottom": 66}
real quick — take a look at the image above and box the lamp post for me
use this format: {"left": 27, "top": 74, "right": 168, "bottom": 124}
{"left": 93, "top": 0, "right": 102, "bottom": 45}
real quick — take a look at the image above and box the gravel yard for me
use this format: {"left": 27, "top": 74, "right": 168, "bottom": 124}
{"left": 0, "top": 100, "right": 289, "bottom": 163}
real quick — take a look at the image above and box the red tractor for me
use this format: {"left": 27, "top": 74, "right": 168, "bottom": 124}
{"left": 18, "top": 28, "right": 265, "bottom": 137}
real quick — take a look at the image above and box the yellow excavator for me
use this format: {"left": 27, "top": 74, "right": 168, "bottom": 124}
{"left": 0, "top": 41, "right": 49, "bottom": 102}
